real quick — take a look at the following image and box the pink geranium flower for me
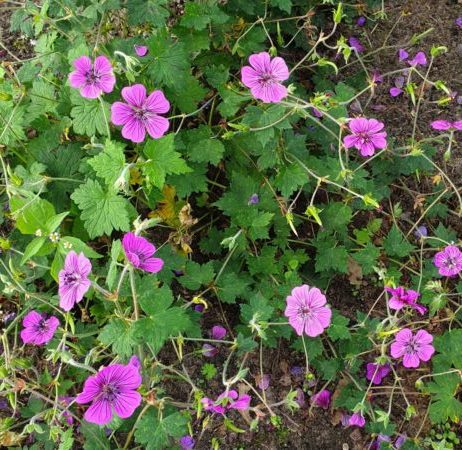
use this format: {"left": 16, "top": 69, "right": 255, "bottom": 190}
{"left": 390, "top": 328, "right": 435, "bottom": 368}
{"left": 385, "top": 286, "right": 427, "bottom": 315}
{"left": 69, "top": 55, "right": 115, "bottom": 99}
{"left": 284, "top": 284, "right": 332, "bottom": 337}
{"left": 20, "top": 310, "right": 59, "bottom": 345}
{"left": 398, "top": 49, "right": 409, "bottom": 61}
{"left": 433, "top": 245, "right": 462, "bottom": 277}
{"left": 76, "top": 359, "right": 142, "bottom": 425}
{"left": 122, "top": 232, "right": 164, "bottom": 273}
{"left": 365, "top": 362, "right": 391, "bottom": 385}
{"left": 111, "top": 84, "right": 170, "bottom": 143}
{"left": 430, "top": 120, "right": 462, "bottom": 131}
{"left": 343, "top": 117, "right": 387, "bottom": 157}
{"left": 311, "top": 389, "right": 331, "bottom": 409}
{"left": 201, "top": 390, "right": 251, "bottom": 415}
{"left": 241, "top": 52, "right": 289, "bottom": 103}
{"left": 58, "top": 251, "right": 92, "bottom": 312}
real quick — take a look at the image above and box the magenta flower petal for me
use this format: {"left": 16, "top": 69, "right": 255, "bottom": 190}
{"left": 111, "top": 102, "right": 134, "bottom": 126}
{"left": 349, "top": 413, "right": 366, "bottom": 427}
{"left": 390, "top": 87, "right": 403, "bottom": 97}
{"left": 365, "top": 363, "right": 391, "bottom": 385}
{"left": 145, "top": 90, "right": 170, "bottom": 114}
{"left": 398, "top": 49, "right": 408, "bottom": 61}
{"left": 134, "top": 45, "right": 148, "bottom": 57}
{"left": 453, "top": 120, "right": 462, "bottom": 130}
{"left": 408, "top": 51, "right": 427, "bottom": 66}
{"left": 145, "top": 115, "right": 170, "bottom": 139}
{"left": 211, "top": 325, "right": 227, "bottom": 340}
{"left": 311, "top": 389, "right": 331, "bottom": 409}
{"left": 431, "top": 120, "right": 452, "bottom": 131}
{"left": 121, "top": 84, "right": 147, "bottom": 108}
{"left": 241, "top": 52, "right": 289, "bottom": 103}
{"left": 121, "top": 118, "right": 146, "bottom": 143}
{"left": 230, "top": 394, "right": 251, "bottom": 410}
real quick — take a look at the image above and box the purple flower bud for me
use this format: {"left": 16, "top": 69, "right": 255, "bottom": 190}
{"left": 371, "top": 70, "right": 383, "bottom": 84}
{"left": 295, "top": 388, "right": 306, "bottom": 407}
{"left": 356, "top": 16, "right": 366, "bottom": 26}
{"left": 290, "top": 366, "right": 304, "bottom": 377}
{"left": 394, "top": 76, "right": 405, "bottom": 89}
{"left": 395, "top": 434, "right": 407, "bottom": 448}
{"left": 311, "top": 107, "right": 323, "bottom": 118}
{"left": 349, "top": 413, "right": 366, "bottom": 427}
{"left": 134, "top": 45, "right": 148, "bottom": 57}
{"left": 341, "top": 414, "right": 351, "bottom": 427}
{"left": 311, "top": 389, "right": 331, "bottom": 409}
{"left": 348, "top": 37, "right": 364, "bottom": 53}
{"left": 248, "top": 193, "right": 259, "bottom": 205}
{"left": 210, "top": 325, "right": 227, "bottom": 340}
{"left": 414, "top": 225, "right": 428, "bottom": 239}
{"left": 180, "top": 436, "right": 195, "bottom": 450}
{"left": 456, "top": 17, "right": 462, "bottom": 29}
{"left": 389, "top": 87, "right": 403, "bottom": 97}
{"left": 194, "top": 304, "right": 204, "bottom": 313}
{"left": 129, "top": 355, "right": 141, "bottom": 370}
{"left": 398, "top": 48, "right": 409, "bottom": 61}
{"left": 202, "top": 344, "right": 218, "bottom": 357}
{"left": 257, "top": 374, "right": 270, "bottom": 390}
{"left": 408, "top": 51, "right": 427, "bottom": 67}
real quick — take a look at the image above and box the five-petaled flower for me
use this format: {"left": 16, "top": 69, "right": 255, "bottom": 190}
{"left": 385, "top": 286, "right": 427, "bottom": 315}
{"left": 76, "top": 359, "right": 142, "bottom": 425}
{"left": 69, "top": 55, "right": 116, "bottom": 99}
{"left": 21, "top": 310, "right": 60, "bottom": 346}
{"left": 343, "top": 117, "right": 387, "bottom": 157}
{"left": 201, "top": 390, "right": 251, "bottom": 415}
{"left": 284, "top": 284, "right": 332, "bottom": 337}
{"left": 111, "top": 84, "right": 170, "bottom": 143}
{"left": 58, "top": 251, "right": 92, "bottom": 312}
{"left": 390, "top": 328, "right": 434, "bottom": 368}
{"left": 365, "top": 362, "right": 391, "bottom": 385}
{"left": 433, "top": 245, "right": 462, "bottom": 277}
{"left": 122, "top": 232, "right": 164, "bottom": 273}
{"left": 241, "top": 52, "right": 289, "bottom": 103}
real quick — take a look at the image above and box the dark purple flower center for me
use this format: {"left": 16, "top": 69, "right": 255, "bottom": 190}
{"left": 64, "top": 272, "right": 81, "bottom": 286}
{"left": 131, "top": 106, "right": 151, "bottom": 122}
{"left": 101, "top": 383, "right": 120, "bottom": 402}
{"left": 444, "top": 256, "right": 458, "bottom": 269}
{"left": 259, "top": 73, "right": 276, "bottom": 85}
{"left": 85, "top": 69, "right": 101, "bottom": 85}
{"left": 405, "top": 337, "right": 419, "bottom": 354}
{"left": 35, "top": 319, "right": 49, "bottom": 334}
{"left": 297, "top": 305, "right": 312, "bottom": 319}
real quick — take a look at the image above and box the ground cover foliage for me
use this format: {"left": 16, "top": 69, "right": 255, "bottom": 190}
{"left": 1, "top": 0, "right": 462, "bottom": 448}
